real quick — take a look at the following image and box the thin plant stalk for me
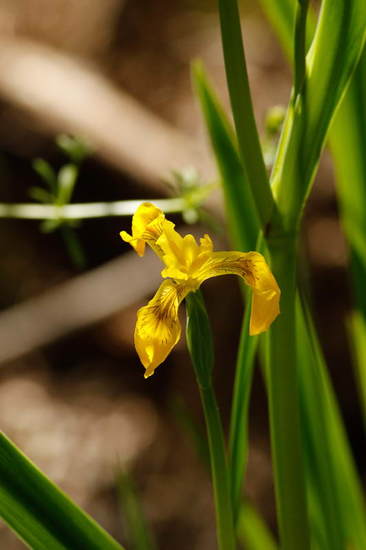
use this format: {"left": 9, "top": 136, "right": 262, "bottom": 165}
{"left": 186, "top": 291, "right": 236, "bottom": 550}
{"left": 0, "top": 198, "right": 185, "bottom": 220}
{"left": 229, "top": 295, "right": 258, "bottom": 520}
{"left": 267, "top": 235, "right": 310, "bottom": 550}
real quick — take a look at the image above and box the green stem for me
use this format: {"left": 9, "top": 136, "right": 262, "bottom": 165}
{"left": 186, "top": 291, "right": 236, "bottom": 550}
{"left": 0, "top": 198, "right": 185, "bottom": 220}
{"left": 229, "top": 300, "right": 258, "bottom": 521}
{"left": 200, "top": 382, "right": 237, "bottom": 550}
{"left": 217, "top": 0, "right": 273, "bottom": 227}
{"left": 267, "top": 235, "right": 310, "bottom": 550}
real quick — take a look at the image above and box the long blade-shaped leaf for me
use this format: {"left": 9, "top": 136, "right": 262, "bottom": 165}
{"left": 217, "top": 0, "right": 273, "bottom": 227}
{"left": 237, "top": 502, "right": 278, "bottom": 550}
{"left": 192, "top": 61, "right": 259, "bottom": 251}
{"left": 265, "top": 5, "right": 366, "bottom": 547}
{"left": 261, "top": 0, "right": 366, "bottom": 434}
{"left": 228, "top": 306, "right": 258, "bottom": 519}
{"left": 260, "top": 1, "right": 366, "bottom": 547}
{"left": 296, "top": 298, "right": 366, "bottom": 550}
{"left": 270, "top": 0, "right": 366, "bottom": 230}
{"left": 330, "top": 48, "right": 366, "bottom": 422}
{"left": 258, "top": 0, "right": 314, "bottom": 59}
{"left": 0, "top": 432, "right": 125, "bottom": 550}
{"left": 349, "top": 312, "right": 366, "bottom": 426}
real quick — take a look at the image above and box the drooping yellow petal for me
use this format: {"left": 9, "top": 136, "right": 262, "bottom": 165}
{"left": 192, "top": 250, "right": 280, "bottom": 334}
{"left": 245, "top": 252, "right": 281, "bottom": 335}
{"left": 134, "top": 279, "right": 189, "bottom": 378}
{"left": 120, "top": 202, "right": 165, "bottom": 257}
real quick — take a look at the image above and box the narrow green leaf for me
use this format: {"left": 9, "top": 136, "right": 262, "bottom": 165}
{"left": 57, "top": 164, "right": 78, "bottom": 206}
{"left": 296, "top": 297, "right": 366, "bottom": 550}
{"left": 348, "top": 311, "right": 366, "bottom": 428}
{"left": 192, "top": 61, "right": 259, "bottom": 251}
{"left": 33, "top": 159, "right": 57, "bottom": 194}
{"left": 217, "top": 0, "right": 274, "bottom": 227}
{"left": 260, "top": 0, "right": 366, "bottom": 437}
{"left": 28, "top": 187, "right": 54, "bottom": 205}
{"left": 258, "top": 0, "right": 314, "bottom": 60}
{"left": 331, "top": 47, "right": 366, "bottom": 312}
{"left": 229, "top": 303, "right": 257, "bottom": 520}
{"left": 259, "top": 3, "right": 366, "bottom": 548}
{"left": 237, "top": 502, "right": 278, "bottom": 550}
{"left": 61, "top": 225, "right": 86, "bottom": 270}
{"left": 40, "top": 218, "right": 62, "bottom": 233}
{"left": 56, "top": 135, "right": 89, "bottom": 165}
{"left": 270, "top": 0, "right": 366, "bottom": 231}
{"left": 0, "top": 432, "right": 125, "bottom": 550}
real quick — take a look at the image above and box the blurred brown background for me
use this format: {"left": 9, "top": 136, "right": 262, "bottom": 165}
{"left": 0, "top": 1, "right": 363, "bottom": 548}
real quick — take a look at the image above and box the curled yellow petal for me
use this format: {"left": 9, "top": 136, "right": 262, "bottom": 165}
{"left": 120, "top": 202, "right": 165, "bottom": 257}
{"left": 244, "top": 252, "right": 280, "bottom": 335}
{"left": 134, "top": 279, "right": 189, "bottom": 378}
{"left": 192, "top": 250, "right": 280, "bottom": 335}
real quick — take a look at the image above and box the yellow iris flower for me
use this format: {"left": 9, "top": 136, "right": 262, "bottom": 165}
{"left": 121, "top": 202, "right": 280, "bottom": 378}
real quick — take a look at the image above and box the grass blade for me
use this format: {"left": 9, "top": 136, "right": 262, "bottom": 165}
{"left": 349, "top": 312, "right": 366, "bottom": 426}
{"left": 270, "top": 0, "right": 366, "bottom": 230}
{"left": 229, "top": 306, "right": 258, "bottom": 520}
{"left": 330, "top": 52, "right": 366, "bottom": 421}
{"left": 296, "top": 297, "right": 366, "bottom": 550}
{"left": 258, "top": 0, "right": 314, "bottom": 60}
{"left": 0, "top": 432, "right": 125, "bottom": 550}
{"left": 217, "top": 0, "right": 273, "bottom": 227}
{"left": 192, "top": 61, "right": 259, "bottom": 251}
{"left": 237, "top": 502, "right": 278, "bottom": 550}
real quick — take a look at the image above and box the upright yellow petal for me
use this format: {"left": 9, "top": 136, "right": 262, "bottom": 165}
{"left": 192, "top": 250, "right": 280, "bottom": 334}
{"left": 158, "top": 225, "right": 214, "bottom": 281}
{"left": 120, "top": 202, "right": 165, "bottom": 257}
{"left": 134, "top": 279, "right": 189, "bottom": 378}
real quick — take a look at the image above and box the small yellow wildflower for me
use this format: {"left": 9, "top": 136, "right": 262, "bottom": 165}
{"left": 121, "top": 202, "right": 280, "bottom": 378}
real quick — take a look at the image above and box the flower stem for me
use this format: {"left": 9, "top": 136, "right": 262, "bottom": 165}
{"left": 267, "top": 235, "right": 310, "bottom": 550}
{"left": 186, "top": 291, "right": 236, "bottom": 550}
{"left": 0, "top": 198, "right": 185, "bottom": 220}
{"left": 200, "top": 382, "right": 237, "bottom": 550}
{"left": 229, "top": 302, "right": 257, "bottom": 521}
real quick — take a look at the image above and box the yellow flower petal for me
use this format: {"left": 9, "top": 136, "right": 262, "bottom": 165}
{"left": 158, "top": 225, "right": 213, "bottom": 281}
{"left": 120, "top": 202, "right": 165, "bottom": 257}
{"left": 193, "top": 250, "right": 280, "bottom": 334}
{"left": 134, "top": 279, "right": 189, "bottom": 377}
{"left": 124, "top": 203, "right": 281, "bottom": 376}
{"left": 245, "top": 252, "right": 280, "bottom": 335}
